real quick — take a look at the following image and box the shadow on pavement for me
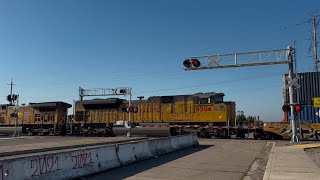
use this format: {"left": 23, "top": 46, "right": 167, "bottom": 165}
{"left": 83, "top": 145, "right": 213, "bottom": 180}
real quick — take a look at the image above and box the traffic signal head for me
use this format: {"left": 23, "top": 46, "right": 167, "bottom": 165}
{"left": 10, "top": 113, "right": 17, "bottom": 118}
{"left": 7, "top": 94, "right": 18, "bottom": 103}
{"left": 119, "top": 89, "right": 127, "bottom": 94}
{"left": 282, "top": 104, "right": 303, "bottom": 112}
{"left": 294, "top": 105, "right": 302, "bottom": 112}
{"left": 282, "top": 105, "right": 291, "bottom": 112}
{"left": 191, "top": 58, "right": 201, "bottom": 68}
{"left": 183, "top": 59, "right": 192, "bottom": 68}
{"left": 128, "top": 106, "right": 134, "bottom": 113}
{"left": 125, "top": 106, "right": 139, "bottom": 113}
{"left": 7, "top": 95, "right": 12, "bottom": 102}
{"left": 183, "top": 58, "right": 201, "bottom": 69}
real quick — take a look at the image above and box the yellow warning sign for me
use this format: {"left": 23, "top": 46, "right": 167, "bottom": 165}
{"left": 18, "top": 112, "right": 22, "bottom": 118}
{"left": 314, "top": 98, "right": 320, "bottom": 108}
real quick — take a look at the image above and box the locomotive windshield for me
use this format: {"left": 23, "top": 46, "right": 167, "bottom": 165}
{"left": 199, "top": 95, "right": 224, "bottom": 104}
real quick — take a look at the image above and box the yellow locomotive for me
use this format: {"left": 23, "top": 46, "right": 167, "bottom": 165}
{"left": 0, "top": 102, "right": 71, "bottom": 135}
{"left": 74, "top": 92, "right": 236, "bottom": 137}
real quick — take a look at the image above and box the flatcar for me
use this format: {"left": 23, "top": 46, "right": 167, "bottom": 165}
{"left": 257, "top": 121, "right": 320, "bottom": 140}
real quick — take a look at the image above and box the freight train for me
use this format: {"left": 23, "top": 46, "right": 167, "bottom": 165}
{"left": 0, "top": 92, "right": 320, "bottom": 140}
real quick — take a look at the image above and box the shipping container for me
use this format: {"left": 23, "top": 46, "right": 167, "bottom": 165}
{"left": 282, "top": 72, "right": 320, "bottom": 122}
{"left": 298, "top": 105, "right": 320, "bottom": 123}
{"left": 283, "top": 72, "right": 320, "bottom": 105}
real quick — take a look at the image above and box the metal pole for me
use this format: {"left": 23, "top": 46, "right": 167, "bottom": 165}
{"left": 79, "top": 87, "right": 83, "bottom": 101}
{"left": 227, "top": 118, "right": 230, "bottom": 137}
{"left": 313, "top": 18, "right": 318, "bottom": 72}
{"left": 288, "top": 46, "right": 300, "bottom": 143}
{"left": 127, "top": 88, "right": 132, "bottom": 137}
{"left": 10, "top": 78, "right": 13, "bottom": 105}
{"left": 294, "top": 49, "right": 303, "bottom": 140}
{"left": 17, "top": 95, "right": 19, "bottom": 137}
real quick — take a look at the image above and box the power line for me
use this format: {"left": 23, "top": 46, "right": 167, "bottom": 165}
{"left": 280, "top": 11, "right": 320, "bottom": 72}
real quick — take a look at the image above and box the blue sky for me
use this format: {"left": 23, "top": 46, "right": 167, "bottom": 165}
{"left": 0, "top": 0, "right": 318, "bottom": 121}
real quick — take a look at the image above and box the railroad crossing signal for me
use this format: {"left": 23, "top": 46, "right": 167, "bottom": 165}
{"left": 293, "top": 105, "right": 302, "bottom": 112}
{"left": 183, "top": 58, "right": 201, "bottom": 69}
{"left": 285, "top": 76, "right": 301, "bottom": 89}
{"left": 282, "top": 105, "right": 291, "bottom": 112}
{"left": 282, "top": 104, "right": 303, "bottom": 112}
{"left": 10, "top": 112, "right": 18, "bottom": 118}
{"left": 182, "top": 47, "right": 300, "bottom": 143}
{"left": 122, "top": 106, "right": 138, "bottom": 113}
{"left": 119, "top": 88, "right": 131, "bottom": 95}
{"left": 7, "top": 94, "right": 18, "bottom": 103}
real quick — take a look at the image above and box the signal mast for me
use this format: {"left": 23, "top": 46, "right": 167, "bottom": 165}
{"left": 183, "top": 47, "right": 301, "bottom": 143}
{"left": 79, "top": 87, "right": 135, "bottom": 137}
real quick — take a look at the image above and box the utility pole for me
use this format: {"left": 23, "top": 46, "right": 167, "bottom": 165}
{"left": 313, "top": 18, "right": 319, "bottom": 72}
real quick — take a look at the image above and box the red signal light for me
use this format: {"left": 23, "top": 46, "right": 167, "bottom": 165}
{"left": 191, "top": 59, "right": 201, "bottom": 67}
{"left": 294, "top": 105, "right": 302, "bottom": 112}
{"left": 126, "top": 106, "right": 138, "bottom": 113}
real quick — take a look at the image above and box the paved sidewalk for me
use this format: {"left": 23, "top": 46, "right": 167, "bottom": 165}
{"left": 263, "top": 143, "right": 320, "bottom": 180}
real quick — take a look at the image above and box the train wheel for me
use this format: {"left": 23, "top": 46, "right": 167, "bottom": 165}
{"left": 198, "top": 130, "right": 207, "bottom": 138}
{"left": 219, "top": 129, "right": 230, "bottom": 139}
{"left": 22, "top": 127, "right": 29, "bottom": 135}
{"left": 236, "top": 129, "right": 246, "bottom": 138}
{"left": 170, "top": 128, "right": 179, "bottom": 136}
{"left": 205, "top": 132, "right": 212, "bottom": 139}
{"left": 253, "top": 132, "right": 261, "bottom": 140}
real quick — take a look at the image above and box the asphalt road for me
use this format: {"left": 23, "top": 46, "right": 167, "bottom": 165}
{"left": 86, "top": 138, "right": 270, "bottom": 180}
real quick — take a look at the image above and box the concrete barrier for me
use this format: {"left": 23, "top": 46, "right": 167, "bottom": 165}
{"left": 117, "top": 134, "right": 199, "bottom": 165}
{"left": 0, "top": 134, "right": 198, "bottom": 180}
{"left": 117, "top": 141, "right": 153, "bottom": 165}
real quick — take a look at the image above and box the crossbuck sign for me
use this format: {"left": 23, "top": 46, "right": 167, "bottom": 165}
{"left": 285, "top": 75, "right": 300, "bottom": 89}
